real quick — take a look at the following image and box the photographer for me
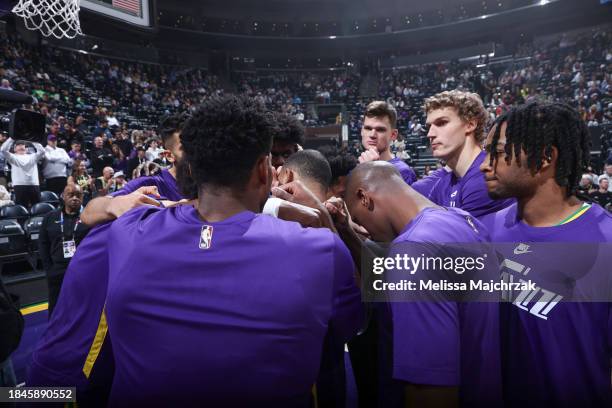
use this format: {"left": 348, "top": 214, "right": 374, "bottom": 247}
{"left": 0, "top": 136, "right": 45, "bottom": 208}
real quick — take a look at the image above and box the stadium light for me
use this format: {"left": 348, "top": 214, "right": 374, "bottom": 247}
{"left": 329, "top": 36, "right": 336, "bottom": 39}
{"left": 540, "top": 0, "right": 549, "bottom": 5}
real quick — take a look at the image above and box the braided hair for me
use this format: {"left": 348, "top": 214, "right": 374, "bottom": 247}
{"left": 488, "top": 101, "right": 591, "bottom": 197}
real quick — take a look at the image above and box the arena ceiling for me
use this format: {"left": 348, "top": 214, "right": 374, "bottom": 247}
{"left": 162, "top": 0, "right": 467, "bottom": 22}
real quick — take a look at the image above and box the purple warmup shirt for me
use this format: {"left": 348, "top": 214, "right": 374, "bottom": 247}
{"left": 105, "top": 205, "right": 363, "bottom": 406}
{"left": 111, "top": 168, "right": 183, "bottom": 201}
{"left": 388, "top": 157, "right": 417, "bottom": 185}
{"left": 387, "top": 207, "right": 502, "bottom": 407}
{"left": 480, "top": 203, "right": 612, "bottom": 407}
{"left": 27, "top": 224, "right": 113, "bottom": 394}
{"left": 412, "top": 151, "right": 513, "bottom": 218}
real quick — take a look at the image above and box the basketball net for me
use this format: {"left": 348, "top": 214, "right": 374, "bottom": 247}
{"left": 12, "top": 0, "right": 83, "bottom": 39}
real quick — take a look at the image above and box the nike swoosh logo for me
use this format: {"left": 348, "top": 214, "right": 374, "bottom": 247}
{"left": 513, "top": 248, "right": 532, "bottom": 255}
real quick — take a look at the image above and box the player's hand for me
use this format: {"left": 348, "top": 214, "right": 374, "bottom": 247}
{"left": 107, "top": 186, "right": 161, "bottom": 219}
{"left": 277, "top": 201, "right": 323, "bottom": 228}
{"left": 272, "top": 181, "right": 336, "bottom": 232}
{"left": 272, "top": 180, "right": 321, "bottom": 210}
{"left": 358, "top": 148, "right": 380, "bottom": 164}
{"left": 271, "top": 166, "right": 281, "bottom": 189}
{"left": 325, "top": 197, "right": 370, "bottom": 238}
{"left": 161, "top": 199, "right": 197, "bottom": 208}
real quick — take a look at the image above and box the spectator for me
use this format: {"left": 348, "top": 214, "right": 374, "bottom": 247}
{"left": 93, "top": 119, "right": 111, "bottom": 140}
{"left": 577, "top": 173, "right": 596, "bottom": 196}
{"left": 43, "top": 135, "right": 72, "bottom": 196}
{"left": 589, "top": 178, "right": 612, "bottom": 208}
{"left": 68, "top": 141, "right": 89, "bottom": 166}
{"left": 114, "top": 130, "right": 133, "bottom": 157}
{"left": 127, "top": 146, "right": 147, "bottom": 178}
{"left": 0, "top": 184, "right": 14, "bottom": 208}
{"left": 0, "top": 133, "right": 8, "bottom": 186}
{"left": 38, "top": 183, "right": 90, "bottom": 317}
{"left": 145, "top": 139, "right": 163, "bottom": 162}
{"left": 90, "top": 136, "right": 113, "bottom": 178}
{"left": 111, "top": 144, "right": 127, "bottom": 174}
{"left": 112, "top": 171, "right": 127, "bottom": 191}
{"left": 0, "top": 137, "right": 45, "bottom": 209}
{"left": 597, "top": 163, "right": 612, "bottom": 192}
{"left": 95, "top": 166, "right": 118, "bottom": 196}
{"left": 67, "top": 159, "right": 94, "bottom": 204}
{"left": 151, "top": 149, "right": 171, "bottom": 168}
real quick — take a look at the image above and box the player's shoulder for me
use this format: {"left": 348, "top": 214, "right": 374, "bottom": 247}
{"left": 254, "top": 214, "right": 340, "bottom": 250}
{"left": 587, "top": 203, "right": 612, "bottom": 241}
{"left": 109, "top": 204, "right": 164, "bottom": 234}
{"left": 479, "top": 203, "right": 516, "bottom": 231}
{"left": 404, "top": 206, "right": 490, "bottom": 243}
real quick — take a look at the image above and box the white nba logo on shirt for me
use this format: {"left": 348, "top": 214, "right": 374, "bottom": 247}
{"left": 199, "top": 225, "right": 214, "bottom": 249}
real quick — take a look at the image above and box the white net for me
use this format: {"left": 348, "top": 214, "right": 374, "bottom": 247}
{"left": 12, "top": 0, "right": 83, "bottom": 39}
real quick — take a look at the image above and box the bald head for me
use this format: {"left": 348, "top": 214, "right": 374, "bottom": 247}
{"left": 345, "top": 161, "right": 428, "bottom": 242}
{"left": 346, "top": 161, "right": 405, "bottom": 200}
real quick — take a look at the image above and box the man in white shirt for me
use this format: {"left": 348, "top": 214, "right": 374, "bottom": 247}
{"left": 145, "top": 139, "right": 163, "bottom": 162}
{"left": 0, "top": 137, "right": 45, "bottom": 208}
{"left": 43, "top": 135, "right": 73, "bottom": 196}
{"left": 597, "top": 163, "right": 612, "bottom": 192}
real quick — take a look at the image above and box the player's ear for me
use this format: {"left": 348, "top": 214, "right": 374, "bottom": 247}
{"left": 278, "top": 167, "right": 294, "bottom": 186}
{"left": 356, "top": 188, "right": 374, "bottom": 212}
{"left": 540, "top": 146, "right": 557, "bottom": 171}
{"left": 465, "top": 119, "right": 477, "bottom": 136}
{"left": 255, "top": 154, "right": 270, "bottom": 185}
{"left": 390, "top": 128, "right": 399, "bottom": 141}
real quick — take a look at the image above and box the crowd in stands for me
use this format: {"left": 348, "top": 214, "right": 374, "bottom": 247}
{"left": 0, "top": 27, "right": 610, "bottom": 210}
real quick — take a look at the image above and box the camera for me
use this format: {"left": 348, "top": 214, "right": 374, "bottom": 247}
{"left": 0, "top": 89, "right": 46, "bottom": 144}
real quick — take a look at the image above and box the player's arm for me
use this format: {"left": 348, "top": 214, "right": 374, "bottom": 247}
{"left": 80, "top": 186, "right": 161, "bottom": 227}
{"left": 271, "top": 181, "right": 336, "bottom": 232}
{"left": 263, "top": 197, "right": 326, "bottom": 228}
{"left": 388, "top": 242, "right": 461, "bottom": 408}
{"left": 329, "top": 234, "right": 364, "bottom": 342}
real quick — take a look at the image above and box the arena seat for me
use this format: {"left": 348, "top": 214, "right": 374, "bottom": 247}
{"left": 0, "top": 219, "right": 28, "bottom": 267}
{"left": 30, "top": 203, "right": 55, "bottom": 217}
{"left": 0, "top": 205, "right": 30, "bottom": 226}
{"left": 40, "top": 191, "right": 60, "bottom": 207}
{"left": 24, "top": 203, "right": 55, "bottom": 244}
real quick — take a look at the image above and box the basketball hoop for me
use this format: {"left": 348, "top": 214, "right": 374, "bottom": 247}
{"left": 12, "top": 0, "right": 83, "bottom": 39}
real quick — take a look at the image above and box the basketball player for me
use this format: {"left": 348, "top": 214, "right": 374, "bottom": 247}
{"left": 80, "top": 113, "right": 190, "bottom": 226}
{"left": 104, "top": 95, "right": 362, "bottom": 406}
{"left": 479, "top": 102, "right": 612, "bottom": 407}
{"left": 271, "top": 111, "right": 305, "bottom": 169}
{"left": 317, "top": 145, "right": 358, "bottom": 199}
{"left": 359, "top": 101, "right": 417, "bottom": 185}
{"left": 412, "top": 90, "right": 513, "bottom": 217}
{"left": 275, "top": 149, "right": 349, "bottom": 408}
{"left": 277, "top": 149, "right": 332, "bottom": 201}
{"left": 329, "top": 161, "right": 501, "bottom": 408}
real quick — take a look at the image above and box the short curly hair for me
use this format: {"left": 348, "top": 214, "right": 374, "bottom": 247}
{"left": 424, "top": 90, "right": 489, "bottom": 143}
{"left": 271, "top": 112, "right": 305, "bottom": 146}
{"left": 180, "top": 95, "right": 275, "bottom": 189}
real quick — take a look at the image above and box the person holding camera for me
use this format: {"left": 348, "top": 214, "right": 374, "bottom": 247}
{"left": 0, "top": 136, "right": 45, "bottom": 209}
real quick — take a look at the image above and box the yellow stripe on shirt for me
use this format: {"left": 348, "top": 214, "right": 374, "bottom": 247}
{"left": 82, "top": 308, "right": 108, "bottom": 378}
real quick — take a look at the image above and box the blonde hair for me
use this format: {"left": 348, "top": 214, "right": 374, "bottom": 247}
{"left": 424, "top": 90, "right": 489, "bottom": 143}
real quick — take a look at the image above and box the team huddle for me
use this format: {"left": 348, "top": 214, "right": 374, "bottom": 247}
{"left": 27, "top": 90, "right": 612, "bottom": 407}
